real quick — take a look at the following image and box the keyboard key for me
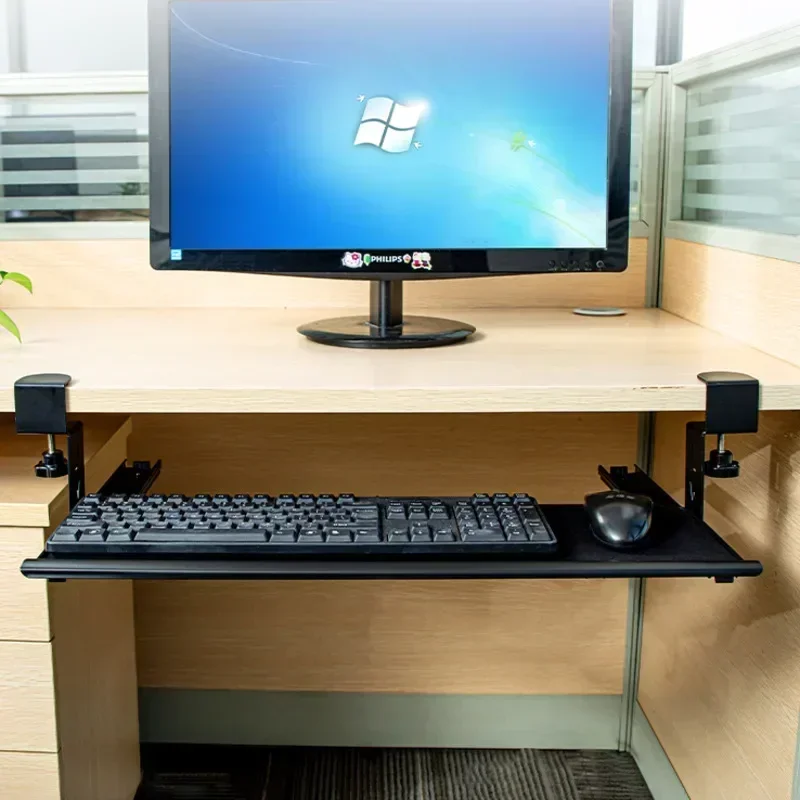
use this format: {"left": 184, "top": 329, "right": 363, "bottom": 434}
{"left": 411, "top": 531, "right": 433, "bottom": 543}
{"left": 433, "top": 530, "right": 457, "bottom": 543}
{"left": 52, "top": 529, "right": 80, "bottom": 542}
{"left": 461, "top": 529, "right": 505, "bottom": 543}
{"left": 388, "top": 531, "right": 411, "bottom": 543}
{"left": 79, "top": 528, "right": 107, "bottom": 543}
{"left": 355, "top": 532, "right": 381, "bottom": 544}
{"left": 107, "top": 527, "right": 134, "bottom": 541}
{"left": 327, "top": 530, "right": 353, "bottom": 544}
{"left": 138, "top": 532, "right": 266, "bottom": 544}
{"left": 523, "top": 521, "right": 554, "bottom": 543}
{"left": 270, "top": 532, "right": 297, "bottom": 544}
{"left": 299, "top": 529, "right": 325, "bottom": 543}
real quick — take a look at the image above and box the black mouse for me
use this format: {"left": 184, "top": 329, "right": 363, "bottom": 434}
{"left": 585, "top": 491, "right": 654, "bottom": 550}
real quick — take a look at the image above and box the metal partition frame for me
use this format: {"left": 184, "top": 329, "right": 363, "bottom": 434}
{"left": 663, "top": 23, "right": 800, "bottom": 263}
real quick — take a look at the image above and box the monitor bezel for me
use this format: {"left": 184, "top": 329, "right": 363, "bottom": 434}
{"left": 149, "top": 0, "right": 634, "bottom": 279}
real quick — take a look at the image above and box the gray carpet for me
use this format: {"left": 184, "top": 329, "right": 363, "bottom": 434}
{"left": 139, "top": 747, "right": 653, "bottom": 800}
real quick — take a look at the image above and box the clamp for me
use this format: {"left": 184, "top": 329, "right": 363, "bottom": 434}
{"left": 14, "top": 374, "right": 85, "bottom": 510}
{"left": 685, "top": 372, "right": 760, "bottom": 520}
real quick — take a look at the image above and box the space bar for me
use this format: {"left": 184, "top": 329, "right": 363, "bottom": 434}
{"left": 135, "top": 532, "right": 267, "bottom": 544}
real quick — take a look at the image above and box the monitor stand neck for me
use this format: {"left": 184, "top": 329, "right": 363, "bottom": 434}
{"left": 297, "top": 279, "right": 477, "bottom": 349}
{"left": 370, "top": 280, "right": 404, "bottom": 333}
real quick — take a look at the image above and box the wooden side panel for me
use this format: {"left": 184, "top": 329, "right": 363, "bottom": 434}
{"left": 133, "top": 412, "right": 637, "bottom": 695}
{"left": 0, "top": 415, "right": 132, "bottom": 528}
{"left": 127, "top": 412, "right": 637, "bottom": 502}
{"left": 0, "top": 527, "right": 50, "bottom": 641}
{"left": 0, "top": 640, "right": 58, "bottom": 752}
{"left": 640, "top": 411, "right": 800, "bottom": 800}
{"left": 0, "top": 752, "right": 61, "bottom": 800}
{"left": 136, "top": 579, "right": 627, "bottom": 694}
{"left": 0, "top": 239, "right": 648, "bottom": 310}
{"left": 662, "top": 238, "right": 800, "bottom": 367}
{"left": 50, "top": 579, "right": 141, "bottom": 800}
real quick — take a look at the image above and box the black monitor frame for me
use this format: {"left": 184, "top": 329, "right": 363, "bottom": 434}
{"left": 149, "top": 0, "right": 634, "bottom": 280}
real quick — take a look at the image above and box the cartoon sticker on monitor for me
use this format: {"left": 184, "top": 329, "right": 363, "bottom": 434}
{"left": 342, "top": 252, "right": 364, "bottom": 269}
{"left": 412, "top": 252, "right": 432, "bottom": 270}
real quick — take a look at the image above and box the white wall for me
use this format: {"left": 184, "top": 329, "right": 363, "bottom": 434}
{"left": 634, "top": 0, "right": 659, "bottom": 66}
{"left": 4, "top": 0, "right": 657, "bottom": 75}
{"left": 683, "top": 0, "right": 800, "bottom": 58}
{"left": 0, "top": 0, "right": 12, "bottom": 72}
{"left": 22, "top": 0, "right": 147, "bottom": 72}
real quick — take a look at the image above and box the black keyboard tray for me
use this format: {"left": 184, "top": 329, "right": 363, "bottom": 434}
{"left": 20, "top": 466, "right": 762, "bottom": 583}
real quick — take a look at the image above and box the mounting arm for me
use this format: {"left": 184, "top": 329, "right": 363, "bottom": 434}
{"left": 14, "top": 374, "right": 85, "bottom": 510}
{"left": 685, "top": 372, "right": 760, "bottom": 520}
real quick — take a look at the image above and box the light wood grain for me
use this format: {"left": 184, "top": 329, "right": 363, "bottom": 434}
{"left": 136, "top": 580, "right": 627, "bottom": 694}
{"left": 50, "top": 579, "right": 141, "bottom": 800}
{"left": 3, "top": 309, "right": 800, "bottom": 414}
{"left": 0, "top": 416, "right": 132, "bottom": 527}
{"left": 662, "top": 238, "right": 800, "bottom": 367}
{"left": 0, "top": 640, "right": 58, "bottom": 751}
{"left": 0, "top": 752, "right": 61, "bottom": 800}
{"left": 133, "top": 412, "right": 635, "bottom": 694}
{"left": 640, "top": 411, "right": 800, "bottom": 800}
{"left": 127, "top": 412, "right": 638, "bottom": 501}
{"left": 0, "top": 238, "right": 648, "bottom": 310}
{"left": 0, "top": 527, "right": 50, "bottom": 641}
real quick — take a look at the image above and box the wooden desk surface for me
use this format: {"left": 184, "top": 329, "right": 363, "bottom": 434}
{"left": 1, "top": 308, "right": 800, "bottom": 413}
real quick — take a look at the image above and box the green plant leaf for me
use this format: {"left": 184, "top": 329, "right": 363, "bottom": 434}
{"left": 0, "top": 310, "right": 21, "bottom": 342}
{"left": 1, "top": 272, "right": 33, "bottom": 293}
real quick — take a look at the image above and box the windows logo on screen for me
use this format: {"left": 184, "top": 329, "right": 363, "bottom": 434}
{"left": 354, "top": 97, "right": 424, "bottom": 153}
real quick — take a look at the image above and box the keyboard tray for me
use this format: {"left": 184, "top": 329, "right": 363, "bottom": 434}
{"left": 21, "top": 469, "right": 762, "bottom": 582}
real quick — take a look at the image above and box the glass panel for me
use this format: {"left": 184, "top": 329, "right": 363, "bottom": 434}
{"left": 630, "top": 88, "right": 645, "bottom": 222}
{"left": 681, "top": 62, "right": 800, "bottom": 235}
{"left": 0, "top": 92, "right": 149, "bottom": 223}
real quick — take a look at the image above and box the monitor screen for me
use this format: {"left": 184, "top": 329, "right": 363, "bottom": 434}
{"left": 167, "top": 0, "right": 614, "bottom": 258}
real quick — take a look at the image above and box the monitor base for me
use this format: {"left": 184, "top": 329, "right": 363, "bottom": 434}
{"left": 298, "top": 315, "right": 476, "bottom": 349}
{"left": 297, "top": 280, "right": 476, "bottom": 349}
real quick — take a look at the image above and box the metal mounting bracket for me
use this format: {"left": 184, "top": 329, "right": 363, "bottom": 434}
{"left": 14, "top": 374, "right": 85, "bottom": 510}
{"left": 685, "top": 372, "right": 760, "bottom": 520}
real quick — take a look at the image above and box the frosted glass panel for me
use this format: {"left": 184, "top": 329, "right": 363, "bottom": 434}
{"left": 0, "top": 93, "right": 149, "bottom": 223}
{"left": 630, "top": 89, "right": 645, "bottom": 221}
{"left": 682, "top": 62, "right": 800, "bottom": 235}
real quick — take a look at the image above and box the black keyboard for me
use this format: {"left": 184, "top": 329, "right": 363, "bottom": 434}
{"left": 47, "top": 493, "right": 558, "bottom": 557}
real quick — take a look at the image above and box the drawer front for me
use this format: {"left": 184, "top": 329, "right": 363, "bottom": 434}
{"left": 0, "top": 751, "right": 61, "bottom": 800}
{"left": 0, "top": 641, "right": 58, "bottom": 752}
{"left": 0, "top": 528, "right": 50, "bottom": 641}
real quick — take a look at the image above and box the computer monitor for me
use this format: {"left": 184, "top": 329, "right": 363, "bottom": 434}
{"left": 149, "top": 0, "right": 634, "bottom": 348}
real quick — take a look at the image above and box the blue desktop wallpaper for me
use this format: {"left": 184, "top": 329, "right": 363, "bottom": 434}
{"left": 169, "top": 0, "right": 611, "bottom": 251}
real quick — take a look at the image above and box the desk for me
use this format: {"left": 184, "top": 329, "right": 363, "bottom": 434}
{"left": 0, "top": 417, "right": 138, "bottom": 800}
{"left": 1, "top": 307, "right": 799, "bottom": 800}
{"left": 1, "top": 308, "right": 800, "bottom": 412}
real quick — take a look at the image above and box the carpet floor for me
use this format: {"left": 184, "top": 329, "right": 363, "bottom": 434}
{"left": 138, "top": 746, "right": 654, "bottom": 800}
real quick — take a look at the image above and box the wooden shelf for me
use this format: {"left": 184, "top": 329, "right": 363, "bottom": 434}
{"left": 1, "top": 308, "right": 800, "bottom": 413}
{"left": 0, "top": 417, "right": 131, "bottom": 527}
